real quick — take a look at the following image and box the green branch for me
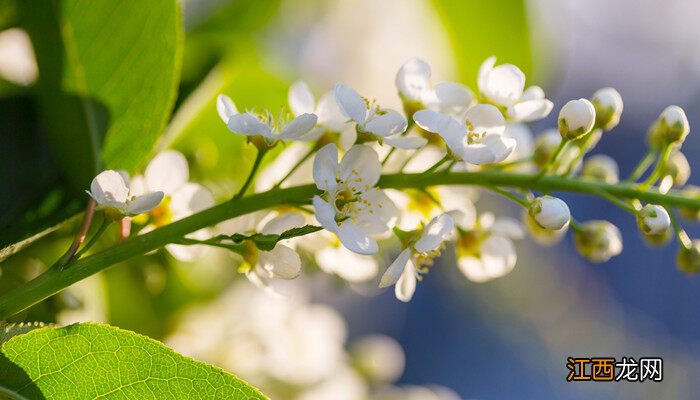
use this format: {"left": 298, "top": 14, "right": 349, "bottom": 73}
{"left": 1, "top": 171, "right": 699, "bottom": 319}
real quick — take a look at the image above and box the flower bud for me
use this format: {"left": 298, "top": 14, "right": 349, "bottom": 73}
{"left": 636, "top": 204, "right": 671, "bottom": 235}
{"left": 558, "top": 99, "right": 596, "bottom": 140}
{"left": 350, "top": 335, "right": 405, "bottom": 384}
{"left": 659, "top": 151, "right": 690, "bottom": 192}
{"left": 591, "top": 87, "right": 623, "bottom": 131}
{"left": 573, "top": 220, "right": 623, "bottom": 263}
{"left": 581, "top": 154, "right": 619, "bottom": 184}
{"left": 678, "top": 185, "right": 700, "bottom": 222}
{"left": 660, "top": 105, "right": 690, "bottom": 144}
{"left": 533, "top": 130, "right": 580, "bottom": 173}
{"left": 523, "top": 209, "right": 567, "bottom": 245}
{"left": 677, "top": 240, "right": 700, "bottom": 274}
{"left": 642, "top": 229, "right": 672, "bottom": 247}
{"left": 528, "top": 196, "right": 570, "bottom": 230}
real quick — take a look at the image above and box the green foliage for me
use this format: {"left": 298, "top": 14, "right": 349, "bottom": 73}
{"left": 432, "top": 0, "right": 533, "bottom": 86}
{"left": 20, "top": 0, "right": 183, "bottom": 188}
{"left": 0, "top": 322, "right": 267, "bottom": 399}
{"left": 231, "top": 224, "right": 323, "bottom": 251}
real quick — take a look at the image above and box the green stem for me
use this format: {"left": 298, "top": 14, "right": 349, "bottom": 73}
{"left": 72, "top": 219, "right": 111, "bottom": 260}
{"left": 537, "top": 139, "right": 569, "bottom": 179}
{"left": 639, "top": 145, "right": 672, "bottom": 190}
{"left": 486, "top": 186, "right": 529, "bottom": 207}
{"left": 668, "top": 207, "right": 692, "bottom": 249}
{"left": 234, "top": 147, "right": 267, "bottom": 199}
{"left": 274, "top": 145, "right": 316, "bottom": 188}
{"left": 1, "top": 171, "right": 700, "bottom": 319}
{"left": 423, "top": 155, "right": 450, "bottom": 174}
{"left": 626, "top": 149, "right": 657, "bottom": 183}
{"left": 561, "top": 133, "right": 596, "bottom": 176}
{"left": 595, "top": 190, "right": 638, "bottom": 214}
{"left": 381, "top": 147, "right": 396, "bottom": 166}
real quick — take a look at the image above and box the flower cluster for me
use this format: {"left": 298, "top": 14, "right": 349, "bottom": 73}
{"left": 80, "top": 56, "right": 700, "bottom": 304}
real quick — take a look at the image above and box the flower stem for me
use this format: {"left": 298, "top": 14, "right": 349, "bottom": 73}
{"left": 67, "top": 218, "right": 112, "bottom": 266}
{"left": 560, "top": 133, "right": 597, "bottom": 176}
{"left": 595, "top": 190, "right": 638, "bottom": 214}
{"left": 639, "top": 145, "right": 672, "bottom": 190}
{"left": 274, "top": 144, "right": 317, "bottom": 188}
{"left": 234, "top": 147, "right": 267, "bottom": 199}
{"left": 381, "top": 147, "right": 396, "bottom": 166}
{"left": 1, "top": 171, "right": 700, "bottom": 319}
{"left": 668, "top": 207, "right": 692, "bottom": 249}
{"left": 486, "top": 185, "right": 530, "bottom": 207}
{"left": 423, "top": 155, "right": 450, "bottom": 174}
{"left": 537, "top": 139, "right": 569, "bottom": 179}
{"left": 625, "top": 149, "right": 657, "bottom": 183}
{"left": 55, "top": 199, "right": 97, "bottom": 268}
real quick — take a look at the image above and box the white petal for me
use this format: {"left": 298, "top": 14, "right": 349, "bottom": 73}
{"left": 227, "top": 113, "right": 272, "bottom": 138}
{"left": 413, "top": 110, "right": 465, "bottom": 152}
{"left": 507, "top": 99, "right": 553, "bottom": 122}
{"left": 491, "top": 218, "right": 526, "bottom": 239}
{"left": 395, "top": 261, "right": 417, "bottom": 302}
{"left": 364, "top": 111, "right": 407, "bottom": 137}
{"left": 423, "top": 82, "right": 473, "bottom": 117}
{"left": 480, "top": 235, "right": 517, "bottom": 276}
{"left": 288, "top": 81, "right": 315, "bottom": 116}
{"left": 414, "top": 213, "right": 454, "bottom": 253}
{"left": 339, "top": 145, "right": 381, "bottom": 189}
{"left": 278, "top": 113, "right": 318, "bottom": 139}
{"left": 521, "top": 85, "right": 545, "bottom": 101}
{"left": 477, "top": 56, "right": 497, "bottom": 94}
{"left": 447, "top": 209, "right": 476, "bottom": 231}
{"left": 316, "top": 91, "right": 348, "bottom": 131}
{"left": 457, "top": 257, "right": 490, "bottom": 283}
{"left": 145, "top": 150, "right": 189, "bottom": 194}
{"left": 245, "top": 270, "right": 284, "bottom": 299}
{"left": 354, "top": 188, "right": 399, "bottom": 234}
{"left": 313, "top": 143, "right": 339, "bottom": 191}
{"left": 89, "top": 170, "right": 130, "bottom": 206}
{"left": 259, "top": 244, "right": 302, "bottom": 279}
{"left": 128, "top": 175, "right": 146, "bottom": 197}
{"left": 482, "top": 134, "right": 516, "bottom": 162}
{"left": 262, "top": 212, "right": 305, "bottom": 235}
{"left": 116, "top": 170, "right": 131, "bottom": 188}
{"left": 216, "top": 94, "right": 238, "bottom": 124}
{"left": 125, "top": 191, "right": 164, "bottom": 215}
{"left": 313, "top": 196, "right": 338, "bottom": 232}
{"left": 169, "top": 183, "right": 215, "bottom": 220}
{"left": 379, "top": 248, "right": 411, "bottom": 288}
{"left": 461, "top": 143, "right": 497, "bottom": 165}
{"left": 166, "top": 228, "right": 210, "bottom": 262}
{"left": 334, "top": 83, "right": 367, "bottom": 124}
{"left": 316, "top": 246, "right": 378, "bottom": 282}
{"left": 383, "top": 135, "right": 428, "bottom": 149}
{"left": 465, "top": 104, "right": 506, "bottom": 136}
{"left": 337, "top": 222, "right": 378, "bottom": 255}
{"left": 395, "top": 58, "right": 431, "bottom": 100}
{"left": 481, "top": 63, "right": 525, "bottom": 107}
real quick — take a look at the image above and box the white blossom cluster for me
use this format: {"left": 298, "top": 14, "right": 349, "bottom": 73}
{"left": 85, "top": 56, "right": 700, "bottom": 302}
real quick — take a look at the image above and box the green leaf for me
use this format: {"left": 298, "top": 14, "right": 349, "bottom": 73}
{"left": 0, "top": 322, "right": 267, "bottom": 399}
{"left": 20, "top": 0, "right": 183, "bottom": 188}
{"left": 431, "top": 0, "right": 533, "bottom": 86}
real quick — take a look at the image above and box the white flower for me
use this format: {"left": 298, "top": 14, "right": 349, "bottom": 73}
{"left": 395, "top": 58, "right": 474, "bottom": 117}
{"left": 350, "top": 335, "right": 405, "bottom": 384}
{"left": 87, "top": 170, "right": 163, "bottom": 217}
{"left": 288, "top": 81, "right": 357, "bottom": 150}
{"left": 333, "top": 83, "right": 427, "bottom": 149}
{"left": 379, "top": 214, "right": 454, "bottom": 302}
{"left": 453, "top": 211, "right": 525, "bottom": 283}
{"left": 130, "top": 150, "right": 215, "bottom": 261}
{"left": 313, "top": 144, "right": 398, "bottom": 255}
{"left": 478, "top": 56, "right": 553, "bottom": 122}
{"left": 591, "top": 87, "right": 623, "bottom": 131}
{"left": 245, "top": 213, "right": 305, "bottom": 293}
{"left": 217, "top": 94, "right": 318, "bottom": 145}
{"left": 660, "top": 105, "right": 690, "bottom": 143}
{"left": 573, "top": 220, "right": 623, "bottom": 263}
{"left": 636, "top": 204, "right": 671, "bottom": 235}
{"left": 314, "top": 235, "right": 379, "bottom": 282}
{"left": 558, "top": 98, "right": 596, "bottom": 140}
{"left": 413, "top": 104, "right": 515, "bottom": 164}
{"left": 528, "top": 195, "right": 570, "bottom": 231}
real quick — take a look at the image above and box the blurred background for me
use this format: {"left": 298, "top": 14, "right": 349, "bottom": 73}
{"left": 1, "top": 0, "right": 700, "bottom": 398}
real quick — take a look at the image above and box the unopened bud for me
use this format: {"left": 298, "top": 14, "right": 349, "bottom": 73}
{"left": 350, "top": 335, "right": 405, "bottom": 384}
{"left": 659, "top": 151, "right": 690, "bottom": 192}
{"left": 581, "top": 154, "right": 619, "bottom": 184}
{"left": 558, "top": 99, "right": 596, "bottom": 140}
{"left": 677, "top": 240, "right": 700, "bottom": 274}
{"left": 660, "top": 105, "right": 690, "bottom": 144}
{"left": 591, "top": 87, "right": 623, "bottom": 131}
{"left": 636, "top": 204, "right": 671, "bottom": 235}
{"left": 573, "top": 220, "right": 623, "bottom": 263}
{"left": 678, "top": 185, "right": 700, "bottom": 222}
{"left": 642, "top": 229, "right": 672, "bottom": 247}
{"left": 523, "top": 209, "right": 567, "bottom": 245}
{"left": 528, "top": 196, "right": 570, "bottom": 230}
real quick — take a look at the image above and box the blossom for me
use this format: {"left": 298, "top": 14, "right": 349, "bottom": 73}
{"left": 528, "top": 195, "right": 571, "bottom": 230}
{"left": 477, "top": 56, "right": 553, "bottom": 122}
{"left": 130, "top": 150, "right": 215, "bottom": 261}
{"left": 453, "top": 211, "right": 525, "bottom": 283}
{"left": 413, "top": 104, "right": 515, "bottom": 164}
{"left": 87, "top": 170, "right": 163, "bottom": 217}
{"left": 591, "top": 87, "right": 623, "bottom": 131}
{"left": 288, "top": 81, "right": 356, "bottom": 150}
{"left": 659, "top": 105, "right": 690, "bottom": 143}
{"left": 558, "top": 99, "right": 596, "bottom": 140}
{"left": 636, "top": 204, "right": 671, "bottom": 235}
{"left": 573, "top": 220, "right": 623, "bottom": 263}
{"left": 379, "top": 213, "right": 454, "bottom": 302}
{"left": 333, "top": 83, "right": 427, "bottom": 149}
{"left": 395, "top": 58, "right": 473, "bottom": 117}
{"left": 313, "top": 143, "right": 398, "bottom": 255}
{"left": 349, "top": 335, "right": 405, "bottom": 384}
{"left": 217, "top": 94, "right": 318, "bottom": 145}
